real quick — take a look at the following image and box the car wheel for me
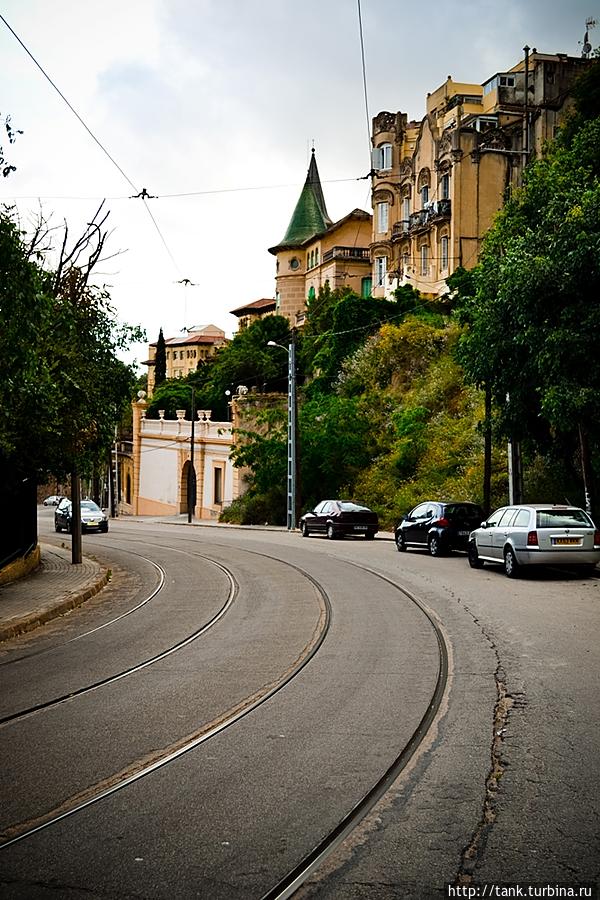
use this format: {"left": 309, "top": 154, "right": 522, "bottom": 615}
{"left": 100, "top": 524, "right": 109, "bottom": 533}
{"left": 326, "top": 524, "right": 337, "bottom": 540}
{"left": 55, "top": 521, "right": 61, "bottom": 533}
{"left": 428, "top": 534, "right": 443, "bottom": 557}
{"left": 504, "top": 547, "right": 520, "bottom": 578}
{"left": 576, "top": 564, "right": 597, "bottom": 576}
{"left": 395, "top": 532, "right": 406, "bottom": 552}
{"left": 364, "top": 532, "right": 375, "bottom": 540}
{"left": 468, "top": 542, "right": 484, "bottom": 569}
{"left": 66, "top": 521, "right": 71, "bottom": 535}
{"left": 301, "top": 521, "right": 310, "bottom": 537}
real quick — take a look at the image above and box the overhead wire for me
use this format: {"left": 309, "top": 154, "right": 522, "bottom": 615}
{"left": 0, "top": 13, "right": 182, "bottom": 275}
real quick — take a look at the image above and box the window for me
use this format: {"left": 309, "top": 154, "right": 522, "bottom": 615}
{"left": 213, "top": 467, "right": 223, "bottom": 505}
{"left": 486, "top": 508, "right": 506, "bottom": 527}
{"left": 513, "top": 509, "right": 530, "bottom": 527}
{"left": 315, "top": 248, "right": 319, "bottom": 265}
{"left": 376, "top": 201, "right": 389, "bottom": 233}
{"left": 499, "top": 75, "right": 515, "bottom": 88}
{"left": 375, "top": 256, "right": 387, "bottom": 287}
{"left": 372, "top": 142, "right": 392, "bottom": 171}
{"left": 361, "top": 276, "right": 372, "bottom": 298}
{"left": 402, "top": 251, "right": 410, "bottom": 274}
{"left": 498, "top": 508, "right": 518, "bottom": 527}
{"left": 420, "top": 185, "right": 429, "bottom": 208}
{"left": 440, "top": 173, "right": 450, "bottom": 199}
{"left": 402, "top": 197, "right": 410, "bottom": 221}
{"left": 420, "top": 244, "right": 428, "bottom": 276}
{"left": 308, "top": 286, "right": 316, "bottom": 302}
{"left": 440, "top": 235, "right": 449, "bottom": 271}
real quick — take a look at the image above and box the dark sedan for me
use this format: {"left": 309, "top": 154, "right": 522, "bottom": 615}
{"left": 395, "top": 500, "right": 484, "bottom": 556}
{"left": 55, "top": 498, "right": 109, "bottom": 534}
{"left": 300, "top": 500, "right": 379, "bottom": 540}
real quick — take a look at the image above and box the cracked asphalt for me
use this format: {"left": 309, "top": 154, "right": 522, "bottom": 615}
{"left": 1, "top": 515, "right": 598, "bottom": 898}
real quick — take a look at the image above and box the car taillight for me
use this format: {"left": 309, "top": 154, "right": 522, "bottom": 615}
{"left": 527, "top": 530, "right": 539, "bottom": 546}
{"left": 435, "top": 517, "right": 449, "bottom": 527}
{"left": 594, "top": 530, "right": 600, "bottom": 546}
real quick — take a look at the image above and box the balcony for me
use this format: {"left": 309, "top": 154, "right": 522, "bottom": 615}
{"left": 408, "top": 200, "right": 452, "bottom": 233}
{"left": 322, "top": 246, "right": 371, "bottom": 263}
{"left": 391, "top": 220, "right": 410, "bottom": 241}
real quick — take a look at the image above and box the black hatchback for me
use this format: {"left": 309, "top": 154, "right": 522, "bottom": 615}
{"left": 395, "top": 501, "right": 484, "bottom": 556}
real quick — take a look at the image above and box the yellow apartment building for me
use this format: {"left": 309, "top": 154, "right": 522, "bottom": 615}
{"left": 144, "top": 324, "right": 227, "bottom": 395}
{"left": 268, "top": 150, "right": 373, "bottom": 325}
{"left": 370, "top": 49, "right": 590, "bottom": 300}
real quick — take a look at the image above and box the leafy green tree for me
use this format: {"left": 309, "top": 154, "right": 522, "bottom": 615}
{"left": 0, "top": 208, "right": 142, "bottom": 481}
{"left": 454, "top": 111, "right": 600, "bottom": 512}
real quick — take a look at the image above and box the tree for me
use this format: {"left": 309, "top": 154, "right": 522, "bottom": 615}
{"left": 0, "top": 207, "right": 143, "bottom": 482}
{"left": 454, "top": 112, "right": 600, "bottom": 513}
{"left": 154, "top": 327, "right": 167, "bottom": 387}
{"left": 0, "top": 113, "right": 22, "bottom": 178}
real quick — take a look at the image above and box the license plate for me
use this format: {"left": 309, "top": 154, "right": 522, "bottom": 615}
{"left": 354, "top": 525, "right": 368, "bottom": 531}
{"left": 458, "top": 530, "right": 470, "bottom": 536}
{"left": 552, "top": 537, "right": 580, "bottom": 546}
{"left": 87, "top": 520, "right": 99, "bottom": 526}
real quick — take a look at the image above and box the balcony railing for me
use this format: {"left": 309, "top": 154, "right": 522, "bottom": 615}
{"left": 391, "top": 220, "right": 410, "bottom": 241}
{"left": 322, "top": 246, "right": 371, "bottom": 262}
{"left": 408, "top": 199, "right": 452, "bottom": 232}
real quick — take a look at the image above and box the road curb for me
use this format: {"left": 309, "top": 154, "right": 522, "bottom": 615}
{"left": 0, "top": 567, "right": 110, "bottom": 645}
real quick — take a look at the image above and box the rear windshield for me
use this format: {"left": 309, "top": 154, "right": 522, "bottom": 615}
{"left": 445, "top": 504, "right": 484, "bottom": 522}
{"left": 536, "top": 509, "right": 593, "bottom": 528}
{"left": 339, "top": 502, "right": 368, "bottom": 512}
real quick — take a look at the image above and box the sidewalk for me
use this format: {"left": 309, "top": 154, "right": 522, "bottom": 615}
{"left": 0, "top": 544, "right": 110, "bottom": 644}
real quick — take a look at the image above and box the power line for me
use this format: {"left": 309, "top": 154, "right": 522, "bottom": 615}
{"left": 2, "top": 176, "right": 368, "bottom": 204}
{"left": 357, "top": 0, "right": 372, "bottom": 162}
{"left": 0, "top": 13, "right": 184, "bottom": 273}
{"left": 0, "top": 14, "right": 139, "bottom": 194}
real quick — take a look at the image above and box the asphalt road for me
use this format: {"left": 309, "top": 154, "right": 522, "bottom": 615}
{"left": 0, "top": 512, "right": 598, "bottom": 899}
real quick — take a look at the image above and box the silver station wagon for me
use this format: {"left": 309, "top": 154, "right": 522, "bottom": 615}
{"left": 468, "top": 504, "right": 600, "bottom": 578}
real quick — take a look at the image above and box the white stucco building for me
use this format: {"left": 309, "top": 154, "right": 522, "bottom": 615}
{"left": 131, "top": 398, "right": 238, "bottom": 518}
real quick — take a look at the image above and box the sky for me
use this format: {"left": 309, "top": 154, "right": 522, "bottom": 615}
{"left": 1, "top": 0, "right": 596, "bottom": 370}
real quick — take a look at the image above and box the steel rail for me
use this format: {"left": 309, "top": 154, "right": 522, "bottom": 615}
{"left": 0, "top": 553, "right": 234, "bottom": 729}
{"left": 0, "top": 550, "right": 165, "bottom": 668}
{"left": 0, "top": 553, "right": 332, "bottom": 851}
{"left": 259, "top": 560, "right": 450, "bottom": 900}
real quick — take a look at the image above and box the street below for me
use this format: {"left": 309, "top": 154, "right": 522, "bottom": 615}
{"left": 0, "top": 510, "right": 597, "bottom": 899}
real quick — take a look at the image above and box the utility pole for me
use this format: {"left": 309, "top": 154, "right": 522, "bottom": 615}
{"left": 187, "top": 387, "right": 196, "bottom": 523}
{"left": 71, "top": 469, "right": 82, "bottom": 565}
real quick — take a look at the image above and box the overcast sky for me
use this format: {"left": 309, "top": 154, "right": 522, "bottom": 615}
{"left": 1, "top": 0, "right": 596, "bottom": 369}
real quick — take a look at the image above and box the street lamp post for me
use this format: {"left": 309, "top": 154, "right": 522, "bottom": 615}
{"left": 267, "top": 335, "right": 297, "bottom": 530}
{"left": 187, "top": 386, "right": 196, "bottom": 523}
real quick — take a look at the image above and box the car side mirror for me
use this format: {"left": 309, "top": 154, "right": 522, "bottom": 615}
{"left": 480, "top": 521, "right": 488, "bottom": 529}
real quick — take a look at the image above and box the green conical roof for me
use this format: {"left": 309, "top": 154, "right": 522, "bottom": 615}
{"left": 270, "top": 151, "right": 332, "bottom": 252}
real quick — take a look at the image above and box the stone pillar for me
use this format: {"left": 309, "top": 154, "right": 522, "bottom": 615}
{"left": 132, "top": 394, "right": 147, "bottom": 515}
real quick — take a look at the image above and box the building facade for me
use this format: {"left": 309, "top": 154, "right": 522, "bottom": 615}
{"left": 131, "top": 398, "right": 236, "bottom": 519}
{"left": 269, "top": 150, "right": 372, "bottom": 325}
{"left": 144, "top": 324, "right": 227, "bottom": 395}
{"left": 370, "top": 50, "right": 590, "bottom": 300}
{"left": 229, "top": 297, "right": 277, "bottom": 331}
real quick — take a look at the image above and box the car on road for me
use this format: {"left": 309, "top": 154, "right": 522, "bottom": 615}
{"left": 55, "top": 498, "right": 109, "bottom": 534}
{"left": 43, "top": 495, "right": 62, "bottom": 506}
{"left": 395, "top": 501, "right": 484, "bottom": 556}
{"left": 468, "top": 504, "right": 600, "bottom": 577}
{"left": 300, "top": 500, "right": 379, "bottom": 540}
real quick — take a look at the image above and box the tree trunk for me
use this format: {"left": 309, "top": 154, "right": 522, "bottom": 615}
{"left": 483, "top": 385, "right": 492, "bottom": 517}
{"left": 71, "top": 470, "right": 82, "bottom": 565}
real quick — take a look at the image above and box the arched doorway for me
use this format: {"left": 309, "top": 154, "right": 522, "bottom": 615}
{"left": 180, "top": 460, "right": 197, "bottom": 515}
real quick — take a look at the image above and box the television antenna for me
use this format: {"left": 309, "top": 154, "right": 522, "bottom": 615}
{"left": 580, "top": 17, "right": 596, "bottom": 57}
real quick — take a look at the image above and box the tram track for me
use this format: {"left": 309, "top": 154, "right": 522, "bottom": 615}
{"left": 1, "top": 534, "right": 450, "bottom": 900}
{"left": 0, "top": 546, "right": 331, "bottom": 851}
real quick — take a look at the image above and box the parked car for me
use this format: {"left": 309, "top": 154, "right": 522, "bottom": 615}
{"left": 395, "top": 501, "right": 485, "bottom": 556}
{"left": 43, "top": 495, "right": 62, "bottom": 506}
{"left": 300, "top": 500, "right": 379, "bottom": 540}
{"left": 55, "top": 498, "right": 109, "bottom": 534}
{"left": 468, "top": 504, "right": 600, "bottom": 577}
